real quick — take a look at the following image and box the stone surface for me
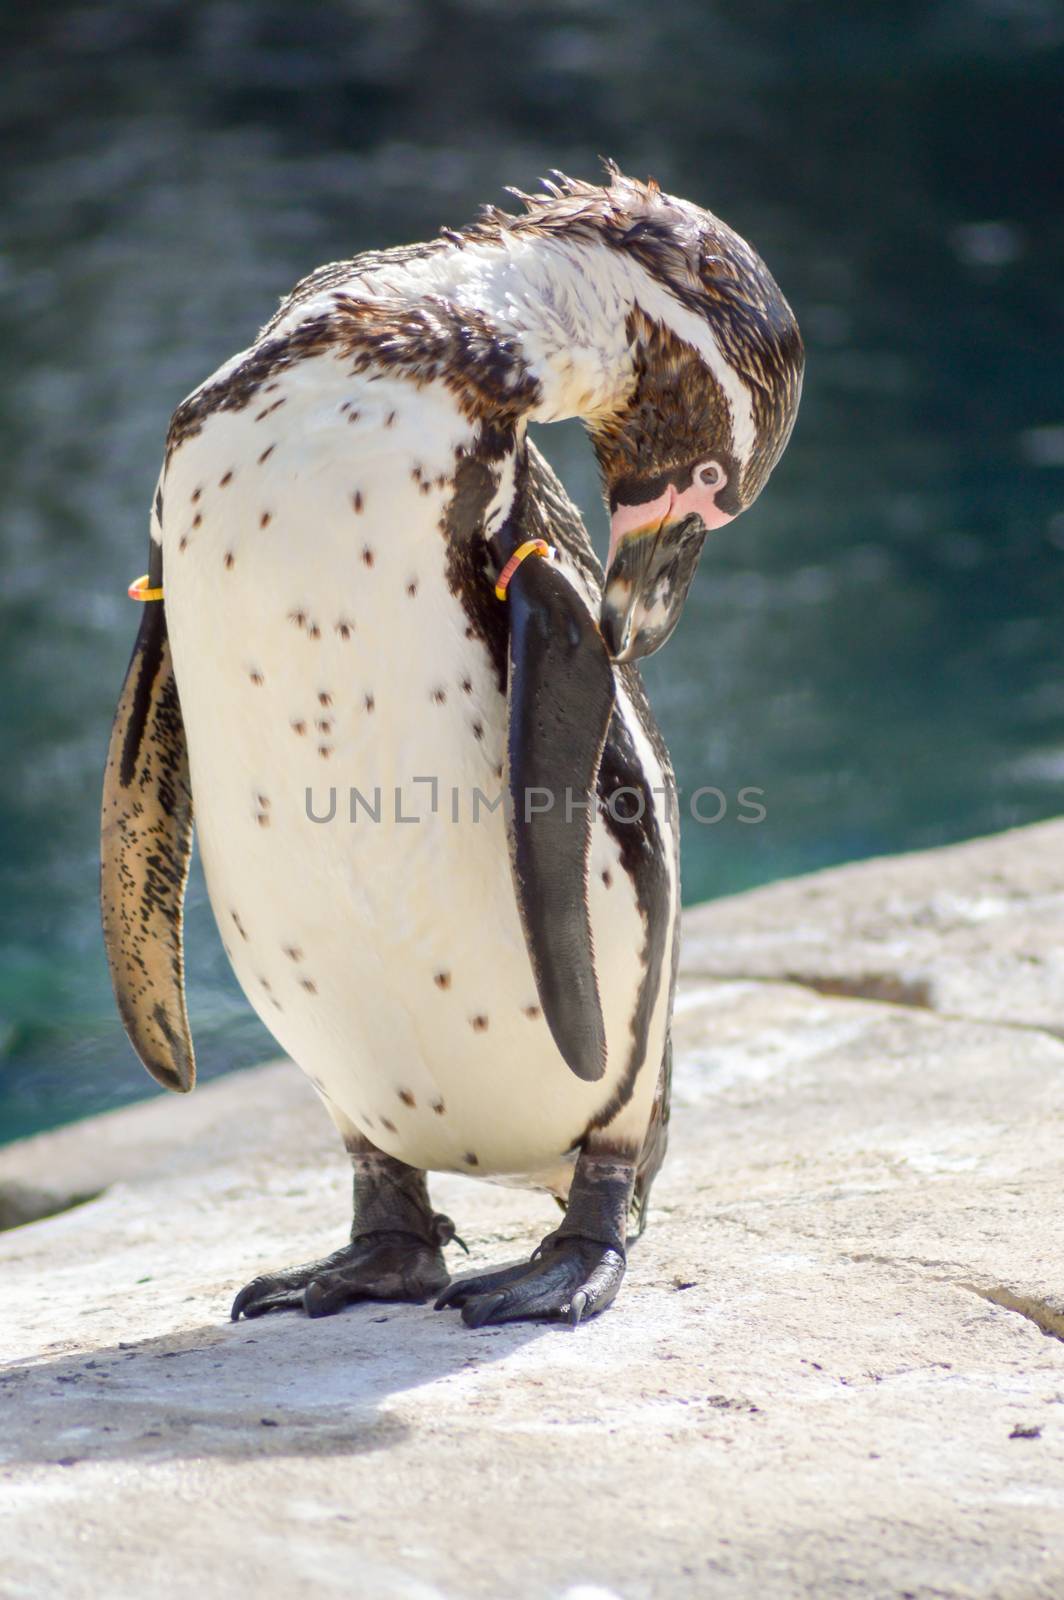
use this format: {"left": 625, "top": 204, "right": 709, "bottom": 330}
{"left": 2, "top": 824, "right": 1064, "bottom": 1599}
{"left": 682, "top": 817, "right": 1064, "bottom": 1033}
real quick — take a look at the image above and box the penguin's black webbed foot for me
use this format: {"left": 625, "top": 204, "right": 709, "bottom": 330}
{"left": 434, "top": 1234, "right": 626, "bottom": 1328}
{"left": 436, "top": 1148, "right": 636, "bottom": 1328}
{"left": 231, "top": 1224, "right": 453, "bottom": 1321}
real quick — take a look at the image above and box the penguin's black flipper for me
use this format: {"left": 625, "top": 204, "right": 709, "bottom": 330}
{"left": 100, "top": 542, "right": 196, "bottom": 1092}
{"left": 505, "top": 552, "right": 615, "bottom": 1083}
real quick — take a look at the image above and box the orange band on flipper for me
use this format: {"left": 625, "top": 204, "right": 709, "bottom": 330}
{"left": 128, "top": 574, "right": 164, "bottom": 601}
{"left": 494, "top": 539, "right": 552, "bottom": 601}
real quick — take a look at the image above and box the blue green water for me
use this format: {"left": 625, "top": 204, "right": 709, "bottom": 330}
{"left": 2, "top": 1, "right": 1062, "bottom": 1144}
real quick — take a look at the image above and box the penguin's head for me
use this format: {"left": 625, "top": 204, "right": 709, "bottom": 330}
{"left": 469, "top": 165, "right": 803, "bottom": 661}
{"left": 581, "top": 172, "right": 804, "bottom": 661}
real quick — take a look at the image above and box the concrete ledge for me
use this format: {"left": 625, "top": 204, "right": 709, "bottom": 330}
{"left": 2, "top": 824, "right": 1064, "bottom": 1598}
{"left": 682, "top": 817, "right": 1064, "bottom": 1033}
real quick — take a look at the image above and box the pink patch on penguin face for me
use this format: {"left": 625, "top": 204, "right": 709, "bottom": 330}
{"left": 608, "top": 460, "right": 735, "bottom": 566}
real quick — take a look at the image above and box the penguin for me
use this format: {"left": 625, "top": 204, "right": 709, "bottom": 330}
{"left": 101, "top": 166, "right": 803, "bottom": 1328}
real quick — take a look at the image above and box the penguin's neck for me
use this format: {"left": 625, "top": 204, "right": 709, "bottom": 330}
{"left": 360, "top": 234, "right": 642, "bottom": 429}
{"left": 453, "top": 236, "right": 640, "bottom": 426}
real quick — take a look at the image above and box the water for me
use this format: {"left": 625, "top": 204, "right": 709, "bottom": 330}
{"left": 2, "top": 0, "right": 1062, "bottom": 1143}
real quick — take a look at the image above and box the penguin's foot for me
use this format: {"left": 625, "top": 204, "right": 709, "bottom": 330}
{"left": 436, "top": 1146, "right": 637, "bottom": 1328}
{"left": 231, "top": 1224, "right": 453, "bottom": 1320}
{"left": 435, "top": 1235, "right": 626, "bottom": 1328}
{"left": 232, "top": 1140, "right": 457, "bottom": 1320}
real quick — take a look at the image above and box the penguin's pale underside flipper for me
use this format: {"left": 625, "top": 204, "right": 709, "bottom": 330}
{"left": 504, "top": 551, "right": 615, "bottom": 1083}
{"left": 100, "top": 545, "right": 195, "bottom": 1092}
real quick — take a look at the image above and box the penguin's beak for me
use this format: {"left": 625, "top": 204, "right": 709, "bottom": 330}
{"left": 600, "top": 504, "right": 706, "bottom": 662}
{"left": 600, "top": 477, "right": 736, "bottom": 662}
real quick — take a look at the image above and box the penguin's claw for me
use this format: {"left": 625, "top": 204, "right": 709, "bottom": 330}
{"left": 230, "top": 1231, "right": 450, "bottom": 1321}
{"left": 434, "top": 1237, "right": 625, "bottom": 1328}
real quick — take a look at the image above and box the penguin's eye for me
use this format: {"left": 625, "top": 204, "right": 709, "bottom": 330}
{"left": 696, "top": 461, "right": 722, "bottom": 488}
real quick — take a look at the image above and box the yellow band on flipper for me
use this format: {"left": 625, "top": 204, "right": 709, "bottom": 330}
{"left": 128, "top": 574, "right": 164, "bottom": 601}
{"left": 494, "top": 539, "right": 552, "bottom": 601}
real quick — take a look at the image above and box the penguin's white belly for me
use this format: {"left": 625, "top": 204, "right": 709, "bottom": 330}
{"left": 160, "top": 356, "right": 667, "bottom": 1178}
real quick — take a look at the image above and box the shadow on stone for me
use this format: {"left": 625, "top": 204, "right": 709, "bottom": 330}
{"left": 964, "top": 1283, "right": 1064, "bottom": 1343}
{"left": 0, "top": 1183, "right": 103, "bottom": 1233}
{"left": 0, "top": 1292, "right": 550, "bottom": 1467}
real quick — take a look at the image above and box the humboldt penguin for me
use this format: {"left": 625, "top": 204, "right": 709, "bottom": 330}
{"left": 101, "top": 166, "right": 803, "bottom": 1327}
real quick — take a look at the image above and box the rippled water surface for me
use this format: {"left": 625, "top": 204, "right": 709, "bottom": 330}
{"left": 1, "top": 1, "right": 1062, "bottom": 1141}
